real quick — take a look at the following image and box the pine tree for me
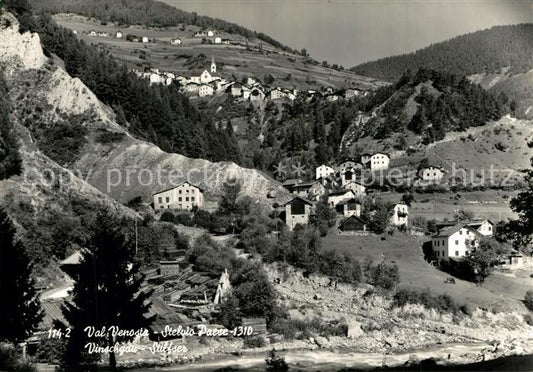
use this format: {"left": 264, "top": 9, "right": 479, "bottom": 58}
{"left": 61, "top": 210, "right": 153, "bottom": 369}
{"left": 0, "top": 208, "right": 42, "bottom": 343}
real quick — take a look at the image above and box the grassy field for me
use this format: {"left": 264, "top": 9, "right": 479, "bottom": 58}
{"left": 53, "top": 13, "right": 385, "bottom": 91}
{"left": 374, "top": 189, "right": 518, "bottom": 222}
{"left": 323, "top": 232, "right": 533, "bottom": 312}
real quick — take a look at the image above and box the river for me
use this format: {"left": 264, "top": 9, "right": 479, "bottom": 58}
{"left": 148, "top": 343, "right": 533, "bottom": 371}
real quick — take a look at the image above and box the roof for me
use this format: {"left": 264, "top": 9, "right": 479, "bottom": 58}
{"left": 284, "top": 196, "right": 313, "bottom": 206}
{"left": 328, "top": 189, "right": 355, "bottom": 197}
{"left": 433, "top": 224, "right": 482, "bottom": 238}
{"left": 336, "top": 198, "right": 361, "bottom": 206}
{"left": 291, "top": 181, "right": 321, "bottom": 189}
{"left": 153, "top": 182, "right": 205, "bottom": 196}
{"left": 344, "top": 180, "right": 365, "bottom": 187}
{"left": 60, "top": 251, "right": 83, "bottom": 265}
{"left": 40, "top": 300, "right": 68, "bottom": 330}
{"left": 340, "top": 215, "right": 367, "bottom": 225}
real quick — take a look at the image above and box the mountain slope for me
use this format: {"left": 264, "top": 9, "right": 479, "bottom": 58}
{"left": 30, "top": 0, "right": 296, "bottom": 53}
{"left": 0, "top": 11, "right": 286, "bottom": 204}
{"left": 351, "top": 24, "right": 533, "bottom": 82}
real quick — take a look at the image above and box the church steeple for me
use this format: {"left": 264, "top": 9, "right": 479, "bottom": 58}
{"left": 210, "top": 56, "right": 216, "bottom": 73}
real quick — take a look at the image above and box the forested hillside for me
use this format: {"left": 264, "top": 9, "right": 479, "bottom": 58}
{"left": 352, "top": 24, "right": 533, "bottom": 82}
{"left": 9, "top": 1, "right": 241, "bottom": 163}
{"left": 354, "top": 69, "right": 510, "bottom": 144}
{"left": 29, "top": 0, "right": 296, "bottom": 53}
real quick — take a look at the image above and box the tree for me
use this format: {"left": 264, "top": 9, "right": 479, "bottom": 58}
{"left": 218, "top": 178, "right": 242, "bottom": 216}
{"left": 218, "top": 294, "right": 241, "bottom": 330}
{"left": 505, "top": 170, "right": 533, "bottom": 251}
{"left": 464, "top": 238, "right": 507, "bottom": 283}
{"left": 0, "top": 209, "right": 42, "bottom": 343}
{"left": 364, "top": 201, "right": 394, "bottom": 234}
{"left": 453, "top": 209, "right": 474, "bottom": 222}
{"left": 61, "top": 210, "right": 153, "bottom": 369}
{"left": 0, "top": 74, "right": 22, "bottom": 180}
{"left": 313, "top": 193, "right": 336, "bottom": 236}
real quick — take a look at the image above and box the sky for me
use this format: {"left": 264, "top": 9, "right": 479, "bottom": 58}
{"left": 161, "top": 0, "right": 533, "bottom": 67}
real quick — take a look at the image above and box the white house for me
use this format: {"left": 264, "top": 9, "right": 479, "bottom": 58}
{"left": 268, "top": 87, "right": 285, "bottom": 100}
{"left": 328, "top": 190, "right": 356, "bottom": 208}
{"left": 338, "top": 160, "right": 359, "bottom": 173}
{"left": 142, "top": 36, "right": 150, "bottom": 43}
{"left": 432, "top": 224, "right": 482, "bottom": 260}
{"left": 467, "top": 220, "right": 494, "bottom": 236}
{"left": 88, "top": 30, "right": 97, "bottom": 37}
{"left": 231, "top": 83, "right": 243, "bottom": 97}
{"left": 344, "top": 181, "right": 366, "bottom": 196}
{"left": 315, "top": 164, "right": 335, "bottom": 180}
{"left": 149, "top": 73, "right": 162, "bottom": 85}
{"left": 200, "top": 70, "right": 214, "bottom": 84}
{"left": 153, "top": 182, "right": 204, "bottom": 211}
{"left": 390, "top": 203, "right": 409, "bottom": 227}
{"left": 199, "top": 84, "right": 214, "bottom": 97}
{"left": 214, "top": 36, "right": 222, "bottom": 44}
{"left": 241, "top": 86, "right": 251, "bottom": 100}
{"left": 419, "top": 166, "right": 445, "bottom": 182}
{"left": 362, "top": 153, "right": 389, "bottom": 171}
{"left": 115, "top": 30, "right": 124, "bottom": 38}
{"left": 284, "top": 197, "right": 313, "bottom": 231}
{"left": 170, "top": 37, "right": 182, "bottom": 45}
{"left": 207, "top": 30, "right": 215, "bottom": 37}
{"left": 340, "top": 169, "right": 363, "bottom": 187}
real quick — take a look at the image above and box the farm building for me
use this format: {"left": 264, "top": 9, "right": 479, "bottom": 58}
{"left": 362, "top": 153, "right": 390, "bottom": 171}
{"left": 115, "top": 30, "right": 124, "bottom": 38}
{"left": 199, "top": 84, "right": 214, "bottom": 97}
{"left": 153, "top": 182, "right": 204, "bottom": 211}
{"left": 339, "top": 215, "right": 367, "bottom": 232}
{"left": 335, "top": 198, "right": 361, "bottom": 217}
{"left": 289, "top": 181, "right": 326, "bottom": 201}
{"left": 284, "top": 197, "right": 313, "bottom": 231}
{"left": 170, "top": 37, "right": 182, "bottom": 45}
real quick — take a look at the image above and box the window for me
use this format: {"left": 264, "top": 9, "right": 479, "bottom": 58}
{"left": 166, "top": 197, "right": 170, "bottom": 203}
{"left": 442, "top": 251, "right": 445, "bottom": 257}
{"left": 455, "top": 240, "right": 459, "bottom": 245}
{"left": 179, "top": 190, "right": 182, "bottom": 194}
{"left": 167, "top": 205, "right": 170, "bottom": 209}
{"left": 459, "top": 230, "right": 462, "bottom": 235}
{"left": 186, "top": 197, "right": 189, "bottom": 201}
{"left": 488, "top": 226, "right": 492, "bottom": 231}
{"left": 455, "top": 251, "right": 459, "bottom": 256}
{"left": 178, "top": 197, "right": 182, "bottom": 202}
{"left": 158, "top": 197, "right": 162, "bottom": 203}
{"left": 191, "top": 197, "right": 195, "bottom": 201}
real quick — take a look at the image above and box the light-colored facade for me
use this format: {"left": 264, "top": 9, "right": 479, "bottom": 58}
{"left": 390, "top": 203, "right": 409, "bottom": 226}
{"left": 170, "top": 38, "right": 182, "bottom": 45}
{"left": 316, "top": 164, "right": 335, "bottom": 180}
{"left": 467, "top": 220, "right": 494, "bottom": 236}
{"left": 344, "top": 181, "right": 366, "bottom": 196}
{"left": 328, "top": 190, "right": 356, "bottom": 207}
{"left": 153, "top": 182, "right": 204, "bottom": 211}
{"left": 369, "top": 153, "right": 389, "bottom": 170}
{"left": 336, "top": 199, "right": 362, "bottom": 217}
{"left": 420, "top": 166, "right": 445, "bottom": 182}
{"left": 432, "top": 225, "right": 481, "bottom": 260}
{"left": 199, "top": 84, "right": 214, "bottom": 97}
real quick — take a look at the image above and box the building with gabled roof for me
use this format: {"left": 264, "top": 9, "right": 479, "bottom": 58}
{"left": 432, "top": 224, "right": 482, "bottom": 260}
{"left": 335, "top": 198, "right": 361, "bottom": 217}
{"left": 284, "top": 196, "right": 313, "bottom": 231}
{"left": 339, "top": 215, "right": 367, "bottom": 232}
{"left": 153, "top": 182, "right": 204, "bottom": 211}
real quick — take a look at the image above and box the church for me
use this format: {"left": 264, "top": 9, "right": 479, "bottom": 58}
{"left": 189, "top": 56, "right": 219, "bottom": 84}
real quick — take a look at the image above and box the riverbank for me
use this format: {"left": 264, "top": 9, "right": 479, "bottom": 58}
{"left": 150, "top": 339, "right": 533, "bottom": 371}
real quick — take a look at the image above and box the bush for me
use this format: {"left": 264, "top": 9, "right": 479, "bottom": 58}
{"left": 393, "top": 289, "right": 461, "bottom": 314}
{"left": 243, "top": 335, "right": 266, "bottom": 348}
{"left": 160, "top": 211, "right": 175, "bottom": 223}
{"left": 524, "top": 290, "right": 533, "bottom": 311}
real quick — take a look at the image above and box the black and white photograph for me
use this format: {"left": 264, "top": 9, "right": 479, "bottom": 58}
{"left": 1, "top": 0, "right": 533, "bottom": 370}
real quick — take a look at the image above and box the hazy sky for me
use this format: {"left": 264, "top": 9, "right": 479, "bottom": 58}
{"left": 161, "top": 0, "right": 533, "bottom": 67}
